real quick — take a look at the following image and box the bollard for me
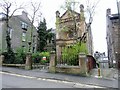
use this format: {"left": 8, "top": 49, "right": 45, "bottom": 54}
{"left": 98, "top": 68, "right": 101, "bottom": 76}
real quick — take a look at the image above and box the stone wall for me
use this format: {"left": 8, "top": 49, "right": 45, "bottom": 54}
{"left": 56, "top": 66, "right": 81, "bottom": 75}
{"left": 49, "top": 52, "right": 88, "bottom": 76}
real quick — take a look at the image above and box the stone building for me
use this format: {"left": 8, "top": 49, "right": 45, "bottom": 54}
{"left": 0, "top": 11, "right": 37, "bottom": 53}
{"left": 106, "top": 8, "right": 120, "bottom": 68}
{"left": 55, "top": 4, "right": 93, "bottom": 61}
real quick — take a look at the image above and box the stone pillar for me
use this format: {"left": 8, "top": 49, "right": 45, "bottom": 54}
{"left": 49, "top": 51, "right": 56, "bottom": 73}
{"left": 0, "top": 55, "right": 4, "bottom": 66}
{"left": 56, "top": 45, "right": 62, "bottom": 64}
{"left": 25, "top": 53, "right": 32, "bottom": 70}
{"left": 79, "top": 53, "right": 87, "bottom": 76}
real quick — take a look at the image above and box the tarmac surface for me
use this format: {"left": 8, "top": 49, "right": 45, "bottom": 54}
{"left": 0, "top": 66, "right": 119, "bottom": 89}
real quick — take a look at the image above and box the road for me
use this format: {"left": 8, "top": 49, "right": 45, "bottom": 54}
{"left": 1, "top": 71, "right": 104, "bottom": 88}
{"left": 1, "top": 73, "right": 74, "bottom": 88}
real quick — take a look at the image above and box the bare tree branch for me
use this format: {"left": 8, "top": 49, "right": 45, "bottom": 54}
{"left": 0, "top": 0, "right": 24, "bottom": 19}
{"left": 25, "top": 1, "right": 41, "bottom": 53}
{"left": 86, "top": 0, "right": 100, "bottom": 24}
{"left": 0, "top": 0, "right": 25, "bottom": 53}
{"left": 9, "top": 6, "right": 23, "bottom": 19}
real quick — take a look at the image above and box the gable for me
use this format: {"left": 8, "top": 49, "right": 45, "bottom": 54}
{"left": 60, "top": 10, "right": 80, "bottom": 20}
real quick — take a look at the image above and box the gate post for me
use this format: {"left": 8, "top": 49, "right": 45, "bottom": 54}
{"left": 0, "top": 54, "right": 4, "bottom": 66}
{"left": 25, "top": 53, "right": 32, "bottom": 70}
{"left": 79, "top": 53, "right": 88, "bottom": 76}
{"left": 49, "top": 51, "right": 56, "bottom": 73}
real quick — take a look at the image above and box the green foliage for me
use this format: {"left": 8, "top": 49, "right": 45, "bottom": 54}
{"left": 41, "top": 59, "right": 48, "bottom": 65}
{"left": 39, "top": 52, "right": 50, "bottom": 57}
{"left": 62, "top": 42, "right": 88, "bottom": 65}
{"left": 37, "top": 18, "right": 47, "bottom": 52}
{"left": 40, "top": 52, "right": 50, "bottom": 64}
{"left": 37, "top": 18, "right": 55, "bottom": 52}
{"left": 32, "top": 52, "right": 41, "bottom": 63}
{"left": 3, "top": 30, "right": 16, "bottom": 64}
{"left": 2, "top": 48, "right": 26, "bottom": 64}
{"left": 2, "top": 51, "right": 15, "bottom": 64}
{"left": 61, "top": 26, "right": 69, "bottom": 32}
{"left": 32, "top": 52, "right": 50, "bottom": 65}
{"left": 14, "top": 48, "right": 26, "bottom": 64}
{"left": 61, "top": 0, "right": 78, "bottom": 11}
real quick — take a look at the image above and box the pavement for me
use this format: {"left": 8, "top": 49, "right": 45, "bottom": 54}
{"left": 0, "top": 66, "right": 119, "bottom": 88}
{"left": 90, "top": 68, "right": 119, "bottom": 80}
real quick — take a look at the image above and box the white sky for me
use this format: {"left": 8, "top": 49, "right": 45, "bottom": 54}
{"left": 1, "top": 0, "right": 118, "bottom": 54}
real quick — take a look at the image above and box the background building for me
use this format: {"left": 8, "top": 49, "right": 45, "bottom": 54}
{"left": 106, "top": 7, "right": 120, "bottom": 68}
{"left": 55, "top": 4, "right": 93, "bottom": 61}
{"left": 0, "top": 11, "right": 37, "bottom": 53}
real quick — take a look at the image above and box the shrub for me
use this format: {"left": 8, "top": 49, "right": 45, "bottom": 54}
{"left": 40, "top": 52, "right": 50, "bottom": 64}
{"left": 14, "top": 48, "right": 26, "bottom": 64}
{"left": 62, "top": 42, "right": 88, "bottom": 65}
{"left": 32, "top": 52, "right": 41, "bottom": 63}
{"left": 2, "top": 51, "right": 15, "bottom": 64}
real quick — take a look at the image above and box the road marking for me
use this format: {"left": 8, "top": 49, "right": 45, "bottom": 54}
{"left": 0, "top": 71, "right": 105, "bottom": 88}
{"left": 0, "top": 71, "right": 36, "bottom": 79}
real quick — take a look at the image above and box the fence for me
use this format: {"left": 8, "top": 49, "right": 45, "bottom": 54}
{"left": 57, "top": 45, "right": 79, "bottom": 66}
{"left": 49, "top": 51, "right": 88, "bottom": 76}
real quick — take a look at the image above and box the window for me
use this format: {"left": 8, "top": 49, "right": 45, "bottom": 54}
{"left": 0, "top": 13, "right": 6, "bottom": 19}
{"left": 8, "top": 28, "right": 13, "bottom": 39}
{"left": 21, "top": 21, "right": 28, "bottom": 30}
{"left": 22, "top": 32, "right": 26, "bottom": 42}
{"left": 22, "top": 45, "right": 26, "bottom": 52}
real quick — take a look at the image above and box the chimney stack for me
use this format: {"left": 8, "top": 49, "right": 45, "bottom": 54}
{"left": 80, "top": 4, "right": 84, "bottom": 12}
{"left": 22, "top": 11, "right": 28, "bottom": 17}
{"left": 106, "top": 8, "right": 111, "bottom": 16}
{"left": 56, "top": 10, "right": 60, "bottom": 18}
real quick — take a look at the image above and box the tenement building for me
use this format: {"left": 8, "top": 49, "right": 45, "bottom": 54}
{"left": 0, "top": 11, "right": 37, "bottom": 53}
{"left": 106, "top": 8, "right": 120, "bottom": 68}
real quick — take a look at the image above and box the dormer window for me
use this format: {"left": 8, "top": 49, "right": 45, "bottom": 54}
{"left": 21, "top": 21, "right": 28, "bottom": 30}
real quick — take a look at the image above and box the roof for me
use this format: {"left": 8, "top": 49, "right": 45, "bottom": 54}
{"left": 60, "top": 9, "right": 80, "bottom": 19}
{"left": 0, "top": 12, "right": 31, "bottom": 24}
{"left": 14, "top": 15, "right": 31, "bottom": 25}
{"left": 109, "top": 14, "right": 119, "bottom": 20}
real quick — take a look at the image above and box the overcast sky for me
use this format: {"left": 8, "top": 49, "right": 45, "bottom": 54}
{"left": 1, "top": 0, "right": 118, "bottom": 55}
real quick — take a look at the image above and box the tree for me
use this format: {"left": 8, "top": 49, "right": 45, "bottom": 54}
{"left": 37, "top": 18, "right": 55, "bottom": 52}
{"left": 0, "top": 0, "right": 24, "bottom": 63}
{"left": 0, "top": 0, "right": 23, "bottom": 53}
{"left": 25, "top": 1, "right": 41, "bottom": 53}
{"left": 85, "top": 0, "right": 100, "bottom": 30}
{"left": 46, "top": 28, "right": 56, "bottom": 51}
{"left": 37, "top": 18, "right": 47, "bottom": 52}
{"left": 47, "top": 28, "right": 55, "bottom": 43}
